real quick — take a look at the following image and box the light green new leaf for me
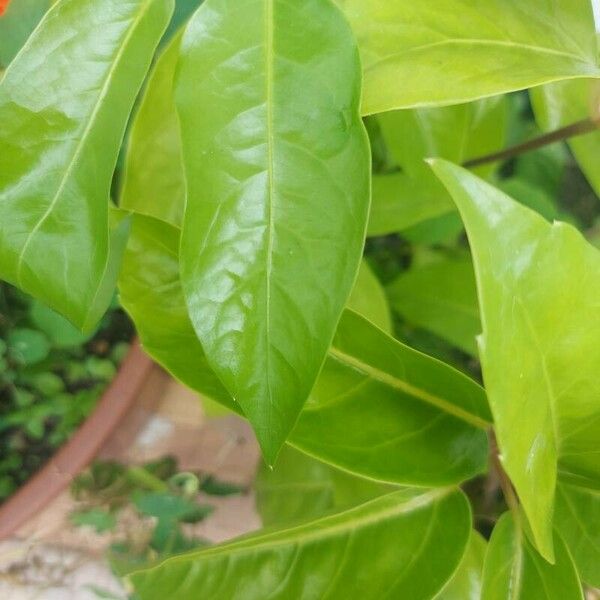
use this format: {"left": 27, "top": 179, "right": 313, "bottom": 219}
{"left": 0, "top": 0, "right": 173, "bottom": 330}
{"left": 481, "top": 513, "right": 583, "bottom": 600}
{"left": 436, "top": 531, "right": 486, "bottom": 600}
{"left": 387, "top": 256, "right": 480, "bottom": 356}
{"left": 255, "top": 445, "right": 395, "bottom": 527}
{"left": 336, "top": 0, "right": 600, "bottom": 114}
{"left": 175, "top": 0, "right": 370, "bottom": 464}
{"left": 120, "top": 214, "right": 490, "bottom": 487}
{"left": 347, "top": 260, "right": 392, "bottom": 333}
{"left": 431, "top": 159, "right": 600, "bottom": 561}
{"left": 555, "top": 483, "right": 600, "bottom": 588}
{"left": 129, "top": 488, "right": 471, "bottom": 600}
{"left": 0, "top": 0, "right": 53, "bottom": 68}
{"left": 368, "top": 97, "right": 507, "bottom": 235}
{"left": 379, "top": 97, "right": 507, "bottom": 179}
{"left": 531, "top": 77, "right": 600, "bottom": 196}
{"left": 120, "top": 29, "right": 185, "bottom": 226}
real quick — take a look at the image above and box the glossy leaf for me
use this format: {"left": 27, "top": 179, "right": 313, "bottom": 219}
{"left": 291, "top": 310, "right": 490, "bottom": 486}
{"left": 175, "top": 0, "right": 370, "bottom": 463}
{"left": 120, "top": 29, "right": 185, "bottom": 226}
{"left": 387, "top": 256, "right": 480, "bottom": 356}
{"left": 481, "top": 513, "right": 583, "bottom": 600}
{"left": 0, "top": 0, "right": 52, "bottom": 68}
{"left": 531, "top": 77, "right": 600, "bottom": 196}
{"left": 129, "top": 488, "right": 471, "bottom": 600}
{"left": 347, "top": 260, "right": 392, "bottom": 333}
{"left": 119, "top": 215, "right": 235, "bottom": 412}
{"left": 336, "top": 0, "right": 600, "bottom": 114}
{"left": 255, "top": 445, "right": 394, "bottom": 527}
{"left": 436, "top": 531, "right": 486, "bottom": 600}
{"left": 120, "top": 215, "right": 490, "bottom": 486}
{"left": 0, "top": 0, "right": 173, "bottom": 330}
{"left": 431, "top": 159, "right": 600, "bottom": 560}
{"left": 555, "top": 483, "right": 600, "bottom": 588}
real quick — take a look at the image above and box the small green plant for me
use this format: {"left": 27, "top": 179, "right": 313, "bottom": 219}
{"left": 70, "top": 457, "right": 244, "bottom": 574}
{"left": 2, "top": 0, "right": 600, "bottom": 598}
{"left": 0, "top": 282, "right": 132, "bottom": 500}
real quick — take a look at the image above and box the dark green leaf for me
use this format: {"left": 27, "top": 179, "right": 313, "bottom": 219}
{"left": 7, "top": 328, "right": 50, "bottom": 365}
{"left": 175, "top": 0, "right": 370, "bottom": 462}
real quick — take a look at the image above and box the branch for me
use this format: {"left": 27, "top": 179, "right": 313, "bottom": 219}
{"left": 463, "top": 116, "right": 600, "bottom": 169}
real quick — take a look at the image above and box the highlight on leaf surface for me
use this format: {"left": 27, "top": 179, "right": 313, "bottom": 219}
{"left": 129, "top": 488, "right": 472, "bottom": 600}
{"left": 0, "top": 0, "right": 173, "bottom": 330}
{"left": 431, "top": 159, "right": 600, "bottom": 562}
{"left": 120, "top": 214, "right": 490, "bottom": 487}
{"left": 175, "top": 0, "right": 370, "bottom": 463}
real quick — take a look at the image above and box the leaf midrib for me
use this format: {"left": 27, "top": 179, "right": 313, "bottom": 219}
{"left": 327, "top": 346, "right": 489, "bottom": 429}
{"left": 365, "top": 38, "right": 598, "bottom": 74}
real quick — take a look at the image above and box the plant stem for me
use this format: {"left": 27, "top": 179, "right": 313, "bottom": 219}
{"left": 463, "top": 116, "right": 600, "bottom": 169}
{"left": 127, "top": 466, "right": 168, "bottom": 492}
{"left": 489, "top": 430, "right": 520, "bottom": 519}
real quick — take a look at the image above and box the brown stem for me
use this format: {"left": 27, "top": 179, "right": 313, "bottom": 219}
{"left": 463, "top": 116, "right": 600, "bottom": 169}
{"left": 489, "top": 430, "right": 520, "bottom": 519}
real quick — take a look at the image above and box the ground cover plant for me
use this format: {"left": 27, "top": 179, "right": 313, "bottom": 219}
{"left": 2, "top": 0, "right": 600, "bottom": 598}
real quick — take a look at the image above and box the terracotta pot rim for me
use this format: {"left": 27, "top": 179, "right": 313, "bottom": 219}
{"left": 0, "top": 339, "right": 155, "bottom": 540}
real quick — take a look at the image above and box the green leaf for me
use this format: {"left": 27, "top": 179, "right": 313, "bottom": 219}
{"left": 120, "top": 29, "right": 185, "bottom": 227}
{"left": 336, "top": 0, "right": 600, "bottom": 114}
{"left": 347, "top": 260, "right": 392, "bottom": 333}
{"left": 119, "top": 215, "right": 236, "bottom": 412}
{"left": 30, "top": 301, "right": 94, "bottom": 348}
{"left": 129, "top": 488, "right": 472, "bottom": 600}
{"left": 368, "top": 97, "right": 507, "bottom": 235}
{"left": 436, "top": 531, "right": 486, "bottom": 600}
{"left": 379, "top": 97, "right": 507, "bottom": 179}
{"left": 70, "top": 508, "right": 117, "bottom": 534}
{"left": 387, "top": 256, "right": 480, "bottom": 356}
{"left": 554, "top": 483, "right": 600, "bottom": 588}
{"left": 481, "top": 513, "right": 583, "bottom": 600}
{"left": 291, "top": 309, "right": 491, "bottom": 486}
{"left": 0, "top": 0, "right": 52, "bottom": 68}
{"left": 256, "top": 445, "right": 394, "bottom": 527}
{"left": 175, "top": 0, "right": 370, "bottom": 463}
{"left": 133, "top": 491, "right": 213, "bottom": 522}
{"left": 431, "top": 159, "right": 600, "bottom": 561}
{"left": 7, "top": 328, "right": 50, "bottom": 365}
{"left": 120, "top": 215, "right": 490, "bottom": 487}
{"left": 531, "top": 77, "right": 600, "bottom": 196}
{"left": 0, "top": 0, "right": 173, "bottom": 330}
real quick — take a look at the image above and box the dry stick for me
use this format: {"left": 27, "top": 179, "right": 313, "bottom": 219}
{"left": 463, "top": 116, "right": 600, "bottom": 169}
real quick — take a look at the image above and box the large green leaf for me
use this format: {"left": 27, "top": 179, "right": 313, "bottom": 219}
{"left": 431, "top": 159, "right": 600, "bottom": 560}
{"left": 120, "top": 29, "right": 185, "bottom": 226}
{"left": 120, "top": 214, "right": 490, "bottom": 487}
{"left": 336, "top": 0, "right": 600, "bottom": 114}
{"left": 387, "top": 256, "right": 480, "bottom": 356}
{"left": 531, "top": 77, "right": 600, "bottom": 196}
{"left": 436, "top": 531, "right": 486, "bottom": 600}
{"left": 481, "top": 513, "right": 583, "bottom": 600}
{"left": 129, "top": 488, "right": 472, "bottom": 600}
{"left": 255, "top": 445, "right": 394, "bottom": 527}
{"left": 291, "top": 309, "right": 491, "bottom": 486}
{"left": 347, "top": 260, "right": 392, "bottom": 333}
{"left": 554, "top": 483, "right": 600, "bottom": 588}
{"left": 0, "top": 0, "right": 53, "bottom": 68}
{"left": 175, "top": 0, "right": 370, "bottom": 463}
{"left": 0, "top": 0, "right": 173, "bottom": 330}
